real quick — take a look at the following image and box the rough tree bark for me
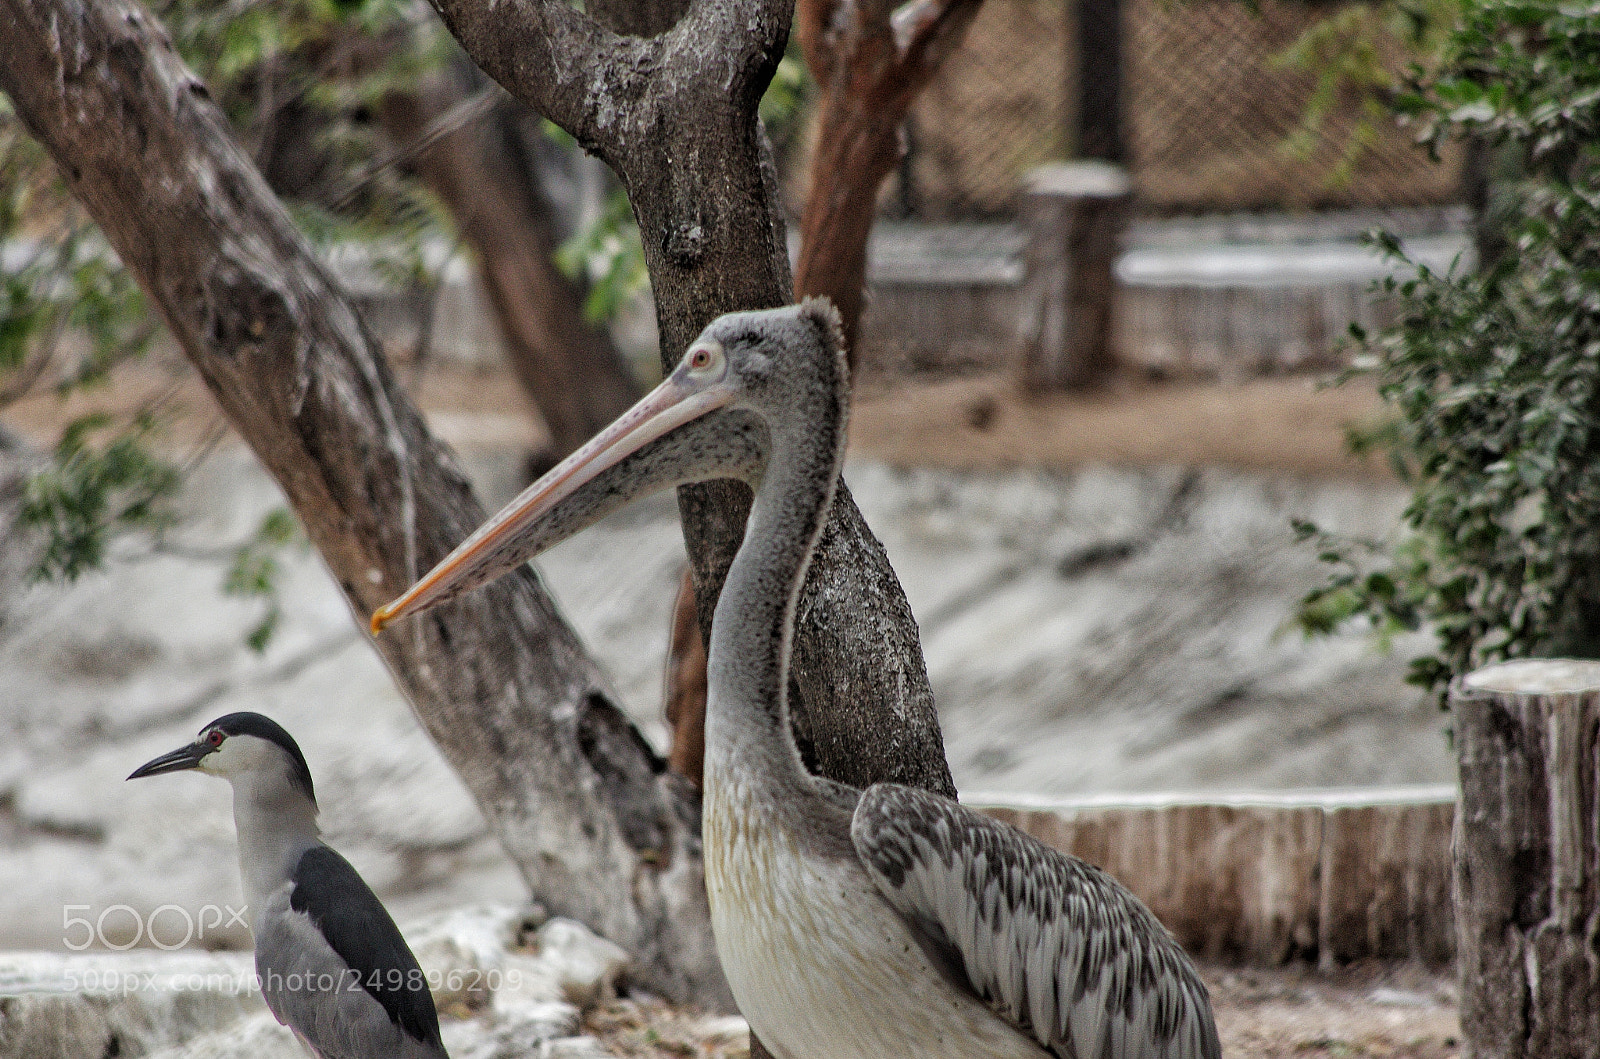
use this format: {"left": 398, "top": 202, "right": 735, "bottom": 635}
{"left": 376, "top": 57, "right": 642, "bottom": 470}
{"left": 663, "top": 0, "right": 984, "bottom": 786}
{"left": 1452, "top": 659, "right": 1600, "bottom": 1059}
{"left": 794, "top": 0, "right": 985, "bottom": 362}
{"left": 0, "top": 0, "right": 724, "bottom": 1007}
{"left": 430, "top": 0, "right": 955, "bottom": 797}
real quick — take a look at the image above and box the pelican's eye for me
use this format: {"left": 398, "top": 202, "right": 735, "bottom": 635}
{"left": 685, "top": 341, "right": 723, "bottom": 376}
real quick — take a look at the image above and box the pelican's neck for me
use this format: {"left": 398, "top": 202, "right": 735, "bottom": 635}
{"left": 704, "top": 366, "right": 846, "bottom": 799}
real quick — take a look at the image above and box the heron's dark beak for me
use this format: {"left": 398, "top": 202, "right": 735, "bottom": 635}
{"left": 371, "top": 364, "right": 735, "bottom": 635}
{"left": 128, "top": 741, "right": 209, "bottom": 780}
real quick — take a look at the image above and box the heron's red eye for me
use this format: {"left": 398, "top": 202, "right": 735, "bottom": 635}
{"left": 207, "top": 730, "right": 225, "bottom": 747}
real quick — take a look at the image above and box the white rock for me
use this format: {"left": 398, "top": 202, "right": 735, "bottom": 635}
{"left": 442, "top": 1001, "right": 581, "bottom": 1059}
{"left": 538, "top": 1036, "right": 616, "bottom": 1059}
{"left": 531, "top": 918, "right": 631, "bottom": 1010}
{"left": 143, "top": 1012, "right": 302, "bottom": 1059}
{"left": 0, "top": 950, "right": 261, "bottom": 1059}
{"left": 407, "top": 904, "right": 528, "bottom": 1012}
{"left": 492, "top": 952, "right": 566, "bottom": 1013}
{"left": 0, "top": 925, "right": 613, "bottom": 1059}
{"left": 689, "top": 1013, "right": 751, "bottom": 1047}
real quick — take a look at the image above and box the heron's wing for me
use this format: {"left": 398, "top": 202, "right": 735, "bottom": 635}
{"left": 285, "top": 845, "right": 447, "bottom": 1055}
{"left": 851, "top": 785, "right": 1219, "bottom": 1059}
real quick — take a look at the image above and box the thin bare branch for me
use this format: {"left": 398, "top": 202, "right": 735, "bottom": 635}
{"left": 792, "top": 0, "right": 984, "bottom": 358}
{"left": 797, "top": 0, "right": 846, "bottom": 87}
{"left": 330, "top": 85, "right": 499, "bottom": 212}
{"left": 895, "top": 0, "right": 984, "bottom": 87}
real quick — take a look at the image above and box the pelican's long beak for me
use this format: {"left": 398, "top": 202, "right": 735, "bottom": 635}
{"left": 372, "top": 369, "right": 735, "bottom": 634}
{"left": 128, "top": 740, "right": 209, "bottom": 780}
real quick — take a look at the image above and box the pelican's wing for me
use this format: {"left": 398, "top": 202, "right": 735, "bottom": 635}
{"left": 851, "top": 784, "right": 1219, "bottom": 1059}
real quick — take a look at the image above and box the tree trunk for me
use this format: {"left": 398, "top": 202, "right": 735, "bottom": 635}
{"left": 1072, "top": 0, "right": 1123, "bottom": 164}
{"left": 377, "top": 59, "right": 641, "bottom": 470}
{"left": 0, "top": 0, "right": 726, "bottom": 1008}
{"left": 434, "top": 13, "right": 961, "bottom": 1056}
{"left": 431, "top": 0, "right": 957, "bottom": 799}
{"left": 794, "top": 0, "right": 986, "bottom": 365}
{"left": 1452, "top": 659, "right": 1600, "bottom": 1059}
{"left": 662, "top": 0, "right": 985, "bottom": 790}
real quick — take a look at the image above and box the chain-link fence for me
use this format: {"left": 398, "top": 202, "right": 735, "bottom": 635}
{"left": 902, "top": 0, "right": 1466, "bottom": 219}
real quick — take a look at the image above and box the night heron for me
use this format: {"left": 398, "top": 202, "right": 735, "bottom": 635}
{"left": 373, "top": 301, "right": 1220, "bottom": 1058}
{"left": 129, "top": 712, "right": 448, "bottom": 1059}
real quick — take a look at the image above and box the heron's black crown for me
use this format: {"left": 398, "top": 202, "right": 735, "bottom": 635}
{"left": 204, "top": 711, "right": 316, "bottom": 804}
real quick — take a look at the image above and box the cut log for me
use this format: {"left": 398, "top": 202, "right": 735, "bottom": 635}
{"left": 979, "top": 785, "right": 1455, "bottom": 966}
{"left": 1452, "top": 660, "right": 1600, "bottom": 1059}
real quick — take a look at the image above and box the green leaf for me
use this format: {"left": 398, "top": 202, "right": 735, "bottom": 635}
{"left": 1297, "top": 0, "right": 1600, "bottom": 706}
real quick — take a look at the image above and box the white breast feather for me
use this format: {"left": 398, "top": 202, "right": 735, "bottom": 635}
{"left": 703, "top": 768, "right": 1048, "bottom": 1059}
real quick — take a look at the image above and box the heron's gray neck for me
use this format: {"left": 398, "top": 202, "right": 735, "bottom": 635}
{"left": 704, "top": 378, "right": 845, "bottom": 801}
{"left": 229, "top": 770, "right": 321, "bottom": 922}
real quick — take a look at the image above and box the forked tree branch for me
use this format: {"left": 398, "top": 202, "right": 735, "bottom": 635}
{"left": 895, "top": 0, "right": 985, "bottom": 84}
{"left": 423, "top": 0, "right": 791, "bottom": 171}
{"left": 797, "top": 0, "right": 845, "bottom": 87}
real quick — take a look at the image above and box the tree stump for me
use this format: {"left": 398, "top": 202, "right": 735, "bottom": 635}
{"left": 1018, "top": 160, "right": 1131, "bottom": 390}
{"left": 1452, "top": 660, "right": 1600, "bottom": 1059}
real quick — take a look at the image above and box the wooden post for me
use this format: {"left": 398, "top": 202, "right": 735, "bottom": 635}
{"left": 1073, "top": 0, "right": 1124, "bottom": 164}
{"left": 1019, "top": 160, "right": 1131, "bottom": 390}
{"left": 1452, "top": 660, "right": 1600, "bottom": 1059}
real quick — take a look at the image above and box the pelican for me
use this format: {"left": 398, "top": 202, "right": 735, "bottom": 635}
{"left": 373, "top": 300, "right": 1220, "bottom": 1058}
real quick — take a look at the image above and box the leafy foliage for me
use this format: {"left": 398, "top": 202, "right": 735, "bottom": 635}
{"left": 22, "top": 412, "right": 180, "bottom": 582}
{"left": 1297, "top": 0, "right": 1600, "bottom": 701}
{"left": 554, "top": 187, "right": 650, "bottom": 327}
{"left": 224, "top": 508, "right": 307, "bottom": 653}
{"left": 1272, "top": 0, "right": 1463, "bottom": 187}
{"left": 2, "top": 110, "right": 176, "bottom": 582}
{"left": 1, "top": 0, "right": 448, "bottom": 646}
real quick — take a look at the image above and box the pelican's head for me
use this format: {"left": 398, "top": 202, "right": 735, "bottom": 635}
{"left": 371, "top": 299, "right": 846, "bottom": 633}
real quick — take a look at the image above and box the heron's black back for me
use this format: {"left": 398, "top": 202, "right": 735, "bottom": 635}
{"left": 289, "top": 845, "right": 442, "bottom": 1048}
